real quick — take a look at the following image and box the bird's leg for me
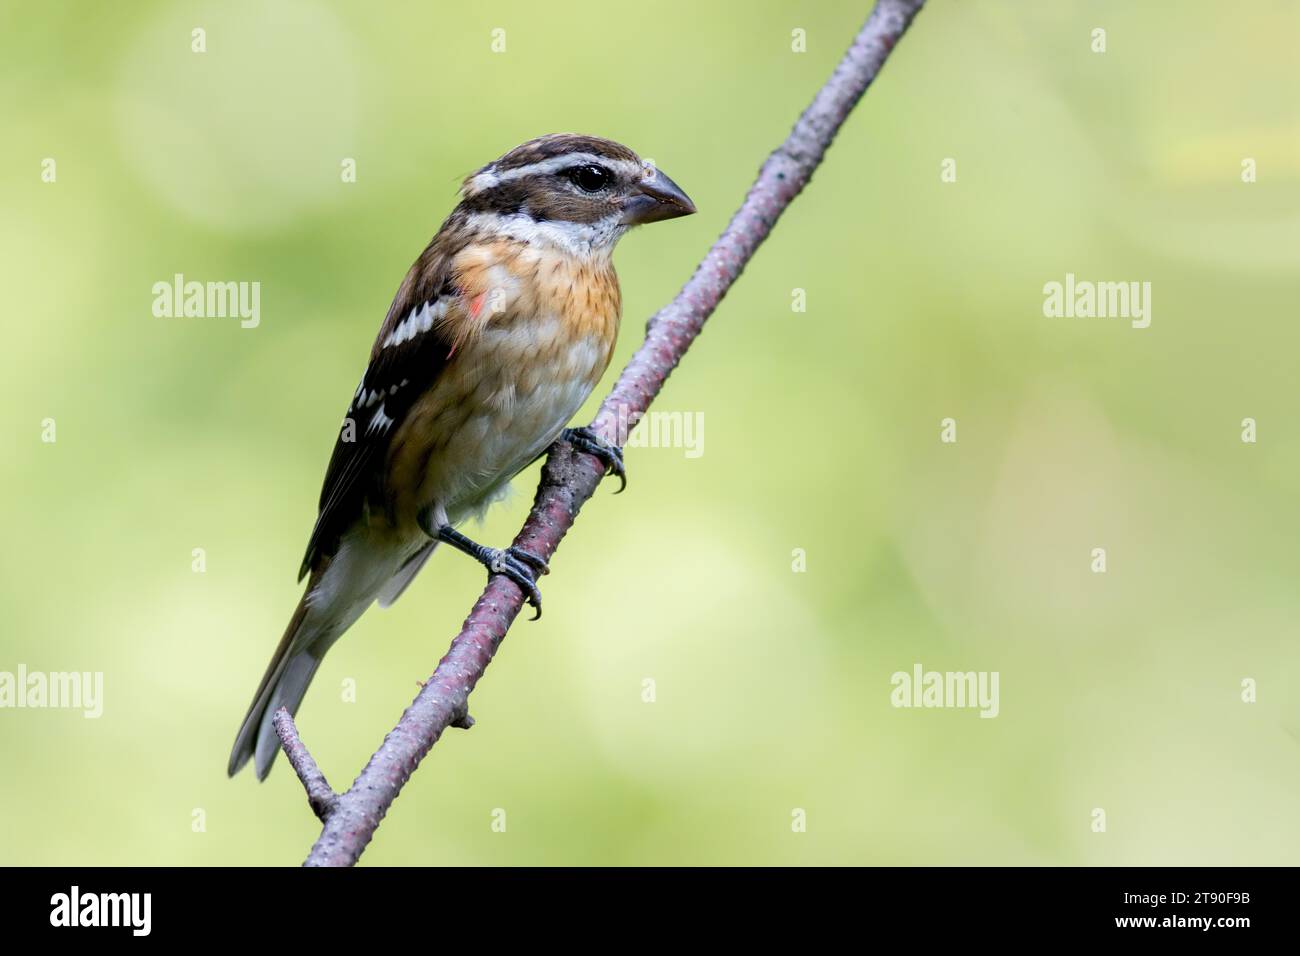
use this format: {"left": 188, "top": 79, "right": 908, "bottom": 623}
{"left": 419, "top": 514, "right": 549, "bottom": 619}
{"left": 563, "top": 426, "right": 626, "bottom": 492}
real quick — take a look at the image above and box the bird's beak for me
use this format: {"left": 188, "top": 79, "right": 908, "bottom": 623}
{"left": 620, "top": 166, "right": 696, "bottom": 225}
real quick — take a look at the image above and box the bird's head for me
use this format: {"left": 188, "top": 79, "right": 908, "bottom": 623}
{"left": 456, "top": 133, "right": 696, "bottom": 257}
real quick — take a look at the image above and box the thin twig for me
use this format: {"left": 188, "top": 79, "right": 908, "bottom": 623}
{"left": 287, "top": 0, "right": 927, "bottom": 866}
{"left": 271, "top": 707, "right": 338, "bottom": 822}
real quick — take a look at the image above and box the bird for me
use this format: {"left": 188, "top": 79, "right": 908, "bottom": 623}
{"left": 229, "top": 134, "right": 695, "bottom": 780}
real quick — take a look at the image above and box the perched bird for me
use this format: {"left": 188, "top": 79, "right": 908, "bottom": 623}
{"left": 229, "top": 134, "right": 695, "bottom": 779}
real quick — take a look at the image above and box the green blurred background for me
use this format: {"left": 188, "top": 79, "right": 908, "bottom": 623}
{"left": 3, "top": 0, "right": 1299, "bottom": 865}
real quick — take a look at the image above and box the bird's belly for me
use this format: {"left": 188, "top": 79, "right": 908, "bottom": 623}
{"left": 390, "top": 318, "right": 612, "bottom": 527}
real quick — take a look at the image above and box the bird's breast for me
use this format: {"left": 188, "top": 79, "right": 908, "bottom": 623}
{"left": 388, "top": 245, "right": 621, "bottom": 526}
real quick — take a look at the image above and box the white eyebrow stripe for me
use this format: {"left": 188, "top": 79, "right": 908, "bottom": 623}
{"left": 381, "top": 298, "right": 448, "bottom": 349}
{"left": 463, "top": 153, "right": 645, "bottom": 196}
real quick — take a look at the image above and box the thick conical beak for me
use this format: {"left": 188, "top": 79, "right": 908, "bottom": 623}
{"left": 620, "top": 166, "right": 696, "bottom": 225}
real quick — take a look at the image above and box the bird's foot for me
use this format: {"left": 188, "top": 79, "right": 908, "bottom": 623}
{"left": 488, "top": 546, "right": 548, "bottom": 618}
{"left": 434, "top": 525, "right": 548, "bottom": 619}
{"left": 563, "top": 426, "right": 626, "bottom": 492}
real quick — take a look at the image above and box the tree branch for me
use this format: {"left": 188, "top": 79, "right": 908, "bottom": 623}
{"left": 284, "top": 0, "right": 927, "bottom": 867}
{"left": 271, "top": 707, "right": 338, "bottom": 822}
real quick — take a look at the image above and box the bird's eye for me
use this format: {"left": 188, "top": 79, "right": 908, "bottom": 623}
{"left": 567, "top": 164, "right": 612, "bottom": 193}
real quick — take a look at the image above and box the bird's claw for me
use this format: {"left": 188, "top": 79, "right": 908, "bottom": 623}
{"left": 435, "top": 525, "right": 549, "bottom": 620}
{"left": 487, "top": 546, "right": 548, "bottom": 619}
{"left": 564, "top": 426, "right": 626, "bottom": 493}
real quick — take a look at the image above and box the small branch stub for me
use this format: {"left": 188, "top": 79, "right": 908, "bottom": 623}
{"left": 272, "top": 707, "right": 339, "bottom": 822}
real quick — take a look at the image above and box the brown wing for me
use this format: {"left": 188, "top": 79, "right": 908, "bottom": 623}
{"left": 298, "top": 240, "right": 461, "bottom": 579}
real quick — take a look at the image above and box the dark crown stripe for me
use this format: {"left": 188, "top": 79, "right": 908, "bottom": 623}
{"left": 491, "top": 133, "right": 639, "bottom": 172}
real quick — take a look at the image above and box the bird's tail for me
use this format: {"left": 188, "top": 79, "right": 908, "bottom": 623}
{"left": 227, "top": 582, "right": 333, "bottom": 781}
{"left": 229, "top": 535, "right": 433, "bottom": 779}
